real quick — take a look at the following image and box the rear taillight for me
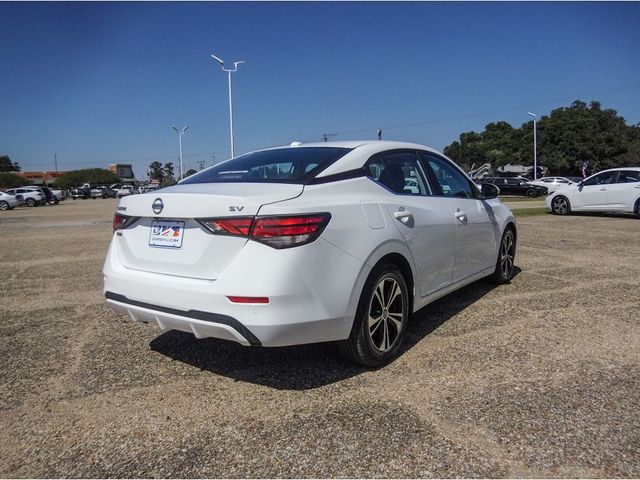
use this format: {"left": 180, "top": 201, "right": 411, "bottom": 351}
{"left": 199, "top": 217, "right": 253, "bottom": 236}
{"left": 252, "top": 214, "right": 331, "bottom": 249}
{"left": 197, "top": 213, "right": 331, "bottom": 249}
{"left": 113, "top": 213, "right": 138, "bottom": 231}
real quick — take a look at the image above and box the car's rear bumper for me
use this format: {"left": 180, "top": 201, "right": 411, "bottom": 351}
{"left": 103, "top": 236, "right": 366, "bottom": 347}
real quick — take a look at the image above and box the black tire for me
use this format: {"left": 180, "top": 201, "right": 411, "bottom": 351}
{"left": 339, "top": 263, "right": 410, "bottom": 367}
{"left": 635, "top": 199, "right": 640, "bottom": 218}
{"left": 551, "top": 195, "right": 571, "bottom": 215}
{"left": 0, "top": 201, "right": 9, "bottom": 211}
{"left": 47, "top": 199, "right": 57, "bottom": 206}
{"left": 492, "top": 227, "right": 516, "bottom": 284}
{"left": 25, "top": 198, "right": 37, "bottom": 207}
{"left": 526, "top": 188, "right": 538, "bottom": 198}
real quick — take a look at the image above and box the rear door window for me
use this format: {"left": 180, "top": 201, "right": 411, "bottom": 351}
{"left": 618, "top": 171, "right": 640, "bottom": 183}
{"left": 368, "top": 151, "right": 431, "bottom": 196}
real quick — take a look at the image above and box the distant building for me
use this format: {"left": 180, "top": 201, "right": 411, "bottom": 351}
{"left": 108, "top": 164, "right": 135, "bottom": 181}
{"left": 15, "top": 171, "right": 65, "bottom": 185}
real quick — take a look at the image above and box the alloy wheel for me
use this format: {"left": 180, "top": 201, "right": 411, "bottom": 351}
{"left": 553, "top": 197, "right": 568, "bottom": 215}
{"left": 368, "top": 276, "right": 404, "bottom": 352}
{"left": 0, "top": 201, "right": 8, "bottom": 211}
{"left": 500, "top": 231, "right": 515, "bottom": 279}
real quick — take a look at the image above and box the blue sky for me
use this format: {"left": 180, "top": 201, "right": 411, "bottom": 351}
{"left": 1, "top": 2, "right": 640, "bottom": 177}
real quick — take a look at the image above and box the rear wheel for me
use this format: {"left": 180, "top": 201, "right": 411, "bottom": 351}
{"left": 552, "top": 195, "right": 571, "bottom": 215}
{"left": 25, "top": 198, "right": 37, "bottom": 207}
{"left": 493, "top": 228, "right": 516, "bottom": 284}
{"left": 339, "top": 263, "right": 409, "bottom": 367}
{"left": 0, "top": 201, "right": 8, "bottom": 211}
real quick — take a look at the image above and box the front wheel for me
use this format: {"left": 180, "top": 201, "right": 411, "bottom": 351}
{"left": 492, "top": 228, "right": 516, "bottom": 284}
{"left": 0, "top": 201, "right": 9, "bottom": 211}
{"left": 339, "top": 263, "right": 409, "bottom": 367}
{"left": 552, "top": 196, "right": 571, "bottom": 215}
{"left": 526, "top": 188, "right": 538, "bottom": 198}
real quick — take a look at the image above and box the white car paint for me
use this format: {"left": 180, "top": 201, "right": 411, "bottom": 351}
{"left": 529, "top": 176, "right": 578, "bottom": 194}
{"left": 104, "top": 141, "right": 516, "bottom": 354}
{"left": 0, "top": 191, "right": 20, "bottom": 210}
{"left": 5, "top": 188, "right": 44, "bottom": 207}
{"left": 546, "top": 167, "right": 640, "bottom": 215}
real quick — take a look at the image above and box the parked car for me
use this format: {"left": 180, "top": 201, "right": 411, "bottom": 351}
{"left": 547, "top": 167, "right": 640, "bottom": 216}
{"left": 25, "top": 186, "right": 59, "bottom": 205}
{"left": 5, "top": 187, "right": 45, "bottom": 207}
{"left": 528, "top": 176, "right": 581, "bottom": 194}
{"left": 482, "top": 177, "right": 548, "bottom": 197}
{"left": 89, "top": 185, "right": 118, "bottom": 199}
{"left": 69, "top": 187, "right": 90, "bottom": 199}
{"left": 116, "top": 185, "right": 137, "bottom": 198}
{"left": 104, "top": 141, "right": 517, "bottom": 366}
{"left": 0, "top": 190, "right": 20, "bottom": 210}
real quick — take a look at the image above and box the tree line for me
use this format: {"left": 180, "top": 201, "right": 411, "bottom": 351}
{"left": 444, "top": 100, "right": 640, "bottom": 176}
{"left": 3, "top": 99, "right": 639, "bottom": 188}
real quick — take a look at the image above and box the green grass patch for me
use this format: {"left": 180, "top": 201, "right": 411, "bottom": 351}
{"left": 512, "top": 207, "right": 550, "bottom": 217}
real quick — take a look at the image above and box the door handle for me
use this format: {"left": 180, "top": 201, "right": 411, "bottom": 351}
{"left": 599, "top": 187, "right": 607, "bottom": 191}
{"left": 393, "top": 210, "right": 413, "bottom": 223}
{"left": 634, "top": 185, "right": 640, "bottom": 189}
{"left": 454, "top": 209, "right": 467, "bottom": 224}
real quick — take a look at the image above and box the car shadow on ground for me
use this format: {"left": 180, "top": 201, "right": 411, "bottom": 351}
{"left": 150, "top": 268, "right": 521, "bottom": 390}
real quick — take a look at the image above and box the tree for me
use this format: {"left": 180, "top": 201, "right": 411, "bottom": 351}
{"left": 147, "top": 161, "right": 164, "bottom": 182}
{"left": 162, "top": 162, "right": 175, "bottom": 186}
{"left": 0, "top": 172, "right": 30, "bottom": 188}
{"left": 184, "top": 168, "right": 197, "bottom": 177}
{"left": 54, "top": 168, "right": 121, "bottom": 189}
{"left": 444, "top": 99, "right": 639, "bottom": 176}
{"left": 0, "top": 155, "right": 20, "bottom": 172}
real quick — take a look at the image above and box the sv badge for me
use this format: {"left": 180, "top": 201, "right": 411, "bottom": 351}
{"left": 229, "top": 206, "right": 245, "bottom": 212}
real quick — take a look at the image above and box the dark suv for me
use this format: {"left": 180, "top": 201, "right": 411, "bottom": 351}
{"left": 482, "top": 177, "right": 548, "bottom": 197}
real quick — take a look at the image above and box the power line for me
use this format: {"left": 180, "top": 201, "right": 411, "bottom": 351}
{"left": 20, "top": 82, "right": 640, "bottom": 170}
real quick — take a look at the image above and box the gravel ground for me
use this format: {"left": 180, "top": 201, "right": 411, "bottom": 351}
{"left": 1, "top": 199, "right": 639, "bottom": 478}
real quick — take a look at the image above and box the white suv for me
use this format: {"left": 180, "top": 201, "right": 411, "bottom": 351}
{"left": 547, "top": 168, "right": 640, "bottom": 216}
{"left": 5, "top": 188, "right": 45, "bottom": 207}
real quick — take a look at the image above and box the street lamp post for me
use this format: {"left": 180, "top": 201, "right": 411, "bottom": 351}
{"left": 527, "top": 112, "right": 537, "bottom": 180}
{"left": 171, "top": 125, "right": 188, "bottom": 180}
{"left": 211, "top": 53, "right": 245, "bottom": 159}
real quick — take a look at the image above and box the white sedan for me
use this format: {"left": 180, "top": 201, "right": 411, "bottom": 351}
{"left": 0, "top": 190, "right": 20, "bottom": 210}
{"left": 104, "top": 141, "right": 517, "bottom": 366}
{"left": 529, "top": 176, "right": 581, "bottom": 194}
{"left": 547, "top": 167, "right": 640, "bottom": 216}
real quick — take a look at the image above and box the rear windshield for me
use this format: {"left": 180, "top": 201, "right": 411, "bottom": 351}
{"left": 180, "top": 147, "right": 351, "bottom": 184}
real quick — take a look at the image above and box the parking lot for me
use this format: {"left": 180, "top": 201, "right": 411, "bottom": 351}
{"left": 1, "top": 199, "right": 639, "bottom": 477}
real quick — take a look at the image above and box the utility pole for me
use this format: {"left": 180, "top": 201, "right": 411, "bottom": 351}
{"left": 197, "top": 160, "right": 206, "bottom": 171}
{"left": 527, "top": 112, "right": 538, "bottom": 180}
{"left": 377, "top": 129, "right": 382, "bottom": 141}
{"left": 54, "top": 153, "right": 58, "bottom": 173}
{"left": 323, "top": 133, "right": 337, "bottom": 142}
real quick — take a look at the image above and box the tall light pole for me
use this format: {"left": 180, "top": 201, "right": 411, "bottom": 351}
{"left": 211, "top": 53, "right": 245, "bottom": 159}
{"left": 527, "top": 112, "right": 537, "bottom": 180}
{"left": 171, "top": 125, "right": 188, "bottom": 180}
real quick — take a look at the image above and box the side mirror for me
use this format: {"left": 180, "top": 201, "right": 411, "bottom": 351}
{"left": 481, "top": 183, "right": 500, "bottom": 199}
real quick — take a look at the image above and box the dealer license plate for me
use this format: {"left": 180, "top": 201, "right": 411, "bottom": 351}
{"left": 149, "top": 220, "right": 185, "bottom": 248}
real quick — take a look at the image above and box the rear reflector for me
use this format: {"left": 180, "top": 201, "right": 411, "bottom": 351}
{"left": 197, "top": 213, "right": 331, "bottom": 249}
{"left": 227, "top": 296, "right": 270, "bottom": 304}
